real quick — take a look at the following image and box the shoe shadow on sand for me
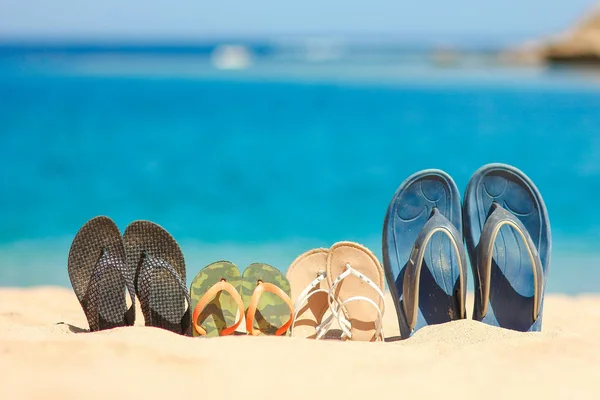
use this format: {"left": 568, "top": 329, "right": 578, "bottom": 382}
{"left": 55, "top": 322, "right": 250, "bottom": 336}
{"left": 53, "top": 324, "right": 365, "bottom": 339}
{"left": 56, "top": 322, "right": 89, "bottom": 334}
{"left": 384, "top": 336, "right": 402, "bottom": 342}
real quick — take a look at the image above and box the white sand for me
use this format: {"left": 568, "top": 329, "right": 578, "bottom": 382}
{"left": 1, "top": 287, "right": 599, "bottom": 399}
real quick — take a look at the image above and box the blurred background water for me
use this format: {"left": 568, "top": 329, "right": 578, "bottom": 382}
{"left": 1, "top": 1, "right": 599, "bottom": 293}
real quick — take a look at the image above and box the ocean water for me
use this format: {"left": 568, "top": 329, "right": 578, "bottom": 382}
{"left": 1, "top": 47, "right": 599, "bottom": 293}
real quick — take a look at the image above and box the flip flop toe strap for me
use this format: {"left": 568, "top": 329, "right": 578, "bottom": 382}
{"left": 83, "top": 248, "right": 136, "bottom": 331}
{"left": 290, "top": 271, "right": 334, "bottom": 337}
{"left": 136, "top": 252, "right": 192, "bottom": 334}
{"left": 402, "top": 207, "right": 467, "bottom": 333}
{"left": 476, "top": 202, "right": 544, "bottom": 321}
{"left": 328, "top": 263, "right": 386, "bottom": 341}
{"left": 246, "top": 282, "right": 294, "bottom": 336}
{"left": 293, "top": 271, "right": 327, "bottom": 314}
{"left": 192, "top": 280, "right": 245, "bottom": 336}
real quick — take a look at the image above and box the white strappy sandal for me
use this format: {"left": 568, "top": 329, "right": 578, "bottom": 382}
{"left": 326, "top": 241, "right": 387, "bottom": 342}
{"left": 287, "top": 249, "right": 334, "bottom": 339}
{"left": 288, "top": 243, "right": 386, "bottom": 341}
{"left": 327, "top": 262, "right": 386, "bottom": 341}
{"left": 290, "top": 269, "right": 337, "bottom": 338}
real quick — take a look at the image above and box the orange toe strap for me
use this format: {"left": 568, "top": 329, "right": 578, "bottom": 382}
{"left": 245, "top": 282, "right": 294, "bottom": 336}
{"left": 192, "top": 280, "right": 245, "bottom": 336}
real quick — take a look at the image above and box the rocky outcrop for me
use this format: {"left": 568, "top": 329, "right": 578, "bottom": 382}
{"left": 542, "top": 4, "right": 600, "bottom": 65}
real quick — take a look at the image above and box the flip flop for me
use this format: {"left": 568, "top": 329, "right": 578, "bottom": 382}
{"left": 326, "top": 241, "right": 386, "bottom": 342}
{"left": 382, "top": 170, "right": 468, "bottom": 339}
{"left": 286, "top": 248, "right": 333, "bottom": 339}
{"left": 240, "top": 263, "right": 294, "bottom": 336}
{"left": 68, "top": 216, "right": 135, "bottom": 332}
{"left": 190, "top": 261, "right": 245, "bottom": 337}
{"left": 123, "top": 220, "right": 191, "bottom": 335}
{"left": 464, "top": 163, "right": 551, "bottom": 332}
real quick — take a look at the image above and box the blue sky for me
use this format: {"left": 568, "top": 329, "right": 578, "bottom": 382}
{"left": 0, "top": 0, "right": 596, "bottom": 41}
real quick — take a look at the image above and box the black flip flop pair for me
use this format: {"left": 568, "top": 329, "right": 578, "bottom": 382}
{"left": 383, "top": 163, "right": 551, "bottom": 339}
{"left": 68, "top": 216, "right": 191, "bottom": 335}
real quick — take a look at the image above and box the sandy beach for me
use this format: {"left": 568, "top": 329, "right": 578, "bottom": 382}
{"left": 0, "top": 287, "right": 600, "bottom": 399}
{"left": 0, "top": 287, "right": 598, "bottom": 399}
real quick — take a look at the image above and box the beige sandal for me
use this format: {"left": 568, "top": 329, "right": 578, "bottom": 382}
{"left": 326, "top": 241, "right": 386, "bottom": 342}
{"left": 286, "top": 248, "right": 333, "bottom": 339}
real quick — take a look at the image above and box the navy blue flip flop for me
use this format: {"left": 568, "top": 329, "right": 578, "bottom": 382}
{"left": 463, "top": 163, "right": 551, "bottom": 332}
{"left": 383, "top": 169, "right": 468, "bottom": 339}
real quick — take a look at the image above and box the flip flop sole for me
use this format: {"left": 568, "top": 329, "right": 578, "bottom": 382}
{"left": 241, "top": 263, "right": 292, "bottom": 336}
{"left": 190, "top": 261, "right": 242, "bottom": 337}
{"left": 464, "top": 163, "right": 551, "bottom": 331}
{"left": 124, "top": 220, "right": 190, "bottom": 335}
{"left": 68, "top": 216, "right": 132, "bottom": 331}
{"left": 382, "top": 170, "right": 464, "bottom": 338}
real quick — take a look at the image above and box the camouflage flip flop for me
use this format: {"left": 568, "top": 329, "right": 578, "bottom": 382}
{"left": 123, "top": 220, "right": 191, "bottom": 336}
{"left": 68, "top": 216, "right": 135, "bottom": 332}
{"left": 240, "top": 263, "right": 294, "bottom": 336}
{"left": 190, "top": 261, "right": 245, "bottom": 337}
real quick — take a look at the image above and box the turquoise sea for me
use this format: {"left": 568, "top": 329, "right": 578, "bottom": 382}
{"left": 1, "top": 44, "right": 599, "bottom": 293}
